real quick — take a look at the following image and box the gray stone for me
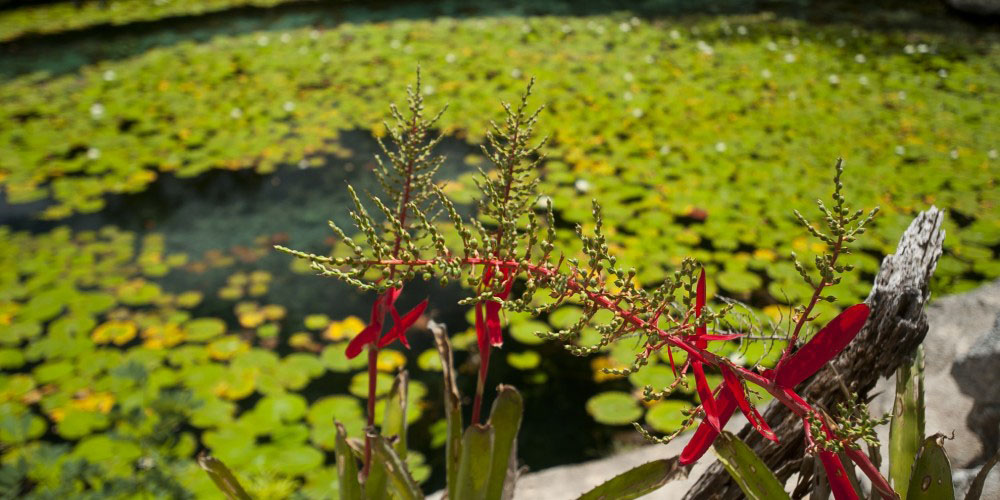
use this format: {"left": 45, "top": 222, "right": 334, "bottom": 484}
{"left": 954, "top": 463, "right": 1000, "bottom": 500}
{"left": 953, "top": 313, "right": 1000, "bottom": 403}
{"left": 871, "top": 280, "right": 1000, "bottom": 469}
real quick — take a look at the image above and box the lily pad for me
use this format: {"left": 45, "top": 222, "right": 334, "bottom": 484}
{"left": 586, "top": 391, "right": 643, "bottom": 426}
{"left": 645, "top": 400, "right": 694, "bottom": 433}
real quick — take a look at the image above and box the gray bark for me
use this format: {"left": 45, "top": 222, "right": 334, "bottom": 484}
{"left": 683, "top": 207, "right": 945, "bottom": 500}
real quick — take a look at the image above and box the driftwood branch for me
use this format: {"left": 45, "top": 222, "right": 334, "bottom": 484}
{"left": 683, "top": 207, "right": 945, "bottom": 500}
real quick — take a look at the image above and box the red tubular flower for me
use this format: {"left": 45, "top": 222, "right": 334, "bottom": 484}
{"left": 378, "top": 298, "right": 428, "bottom": 348}
{"left": 691, "top": 269, "right": 721, "bottom": 432}
{"left": 720, "top": 364, "right": 777, "bottom": 442}
{"left": 344, "top": 287, "right": 426, "bottom": 359}
{"left": 772, "top": 303, "right": 870, "bottom": 388}
{"left": 484, "top": 267, "right": 514, "bottom": 348}
{"left": 844, "top": 447, "right": 897, "bottom": 500}
{"left": 819, "top": 450, "right": 859, "bottom": 500}
{"left": 816, "top": 420, "right": 861, "bottom": 500}
{"left": 679, "top": 387, "right": 738, "bottom": 465}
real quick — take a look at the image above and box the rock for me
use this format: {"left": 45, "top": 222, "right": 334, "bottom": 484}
{"left": 952, "top": 313, "right": 1000, "bottom": 403}
{"left": 953, "top": 462, "right": 1000, "bottom": 500}
{"left": 952, "top": 312, "right": 1000, "bottom": 459}
{"left": 513, "top": 414, "right": 749, "bottom": 499}
{"left": 869, "top": 280, "right": 1000, "bottom": 469}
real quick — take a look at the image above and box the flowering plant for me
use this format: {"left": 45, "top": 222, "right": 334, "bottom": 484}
{"left": 255, "top": 73, "right": 898, "bottom": 499}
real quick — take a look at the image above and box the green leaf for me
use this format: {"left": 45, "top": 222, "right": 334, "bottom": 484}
{"left": 586, "top": 391, "right": 642, "bottom": 425}
{"left": 578, "top": 457, "right": 690, "bottom": 500}
{"left": 645, "top": 400, "right": 693, "bottom": 434}
{"left": 486, "top": 385, "right": 524, "bottom": 500}
{"left": 508, "top": 319, "right": 547, "bottom": 345}
{"left": 372, "top": 435, "right": 424, "bottom": 500}
{"left": 906, "top": 434, "right": 954, "bottom": 500}
{"left": 335, "top": 422, "right": 362, "bottom": 500}
{"left": 454, "top": 424, "right": 494, "bottom": 500}
{"left": 506, "top": 350, "right": 541, "bottom": 370}
{"left": 890, "top": 346, "right": 924, "bottom": 499}
{"left": 185, "top": 318, "right": 227, "bottom": 342}
{"left": 713, "top": 431, "right": 790, "bottom": 500}
{"left": 197, "top": 452, "right": 252, "bottom": 500}
{"left": 322, "top": 343, "right": 369, "bottom": 372}
{"left": 382, "top": 371, "right": 409, "bottom": 457}
{"left": 430, "top": 321, "right": 463, "bottom": 500}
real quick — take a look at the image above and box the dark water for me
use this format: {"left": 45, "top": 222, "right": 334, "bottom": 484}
{"left": 0, "top": 129, "right": 618, "bottom": 492}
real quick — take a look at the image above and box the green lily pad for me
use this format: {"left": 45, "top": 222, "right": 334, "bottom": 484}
{"left": 320, "top": 343, "right": 368, "bottom": 373}
{"left": 509, "top": 319, "right": 547, "bottom": 345}
{"left": 417, "top": 348, "right": 442, "bottom": 371}
{"left": 507, "top": 350, "right": 541, "bottom": 370}
{"left": 586, "top": 391, "right": 643, "bottom": 426}
{"left": 276, "top": 353, "right": 325, "bottom": 390}
{"left": 185, "top": 318, "right": 226, "bottom": 342}
{"left": 645, "top": 400, "right": 694, "bottom": 433}
{"left": 549, "top": 306, "right": 584, "bottom": 329}
{"left": 349, "top": 372, "right": 394, "bottom": 399}
{"left": 0, "top": 349, "right": 25, "bottom": 369}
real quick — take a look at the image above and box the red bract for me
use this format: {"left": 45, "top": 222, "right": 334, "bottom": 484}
{"left": 772, "top": 304, "right": 870, "bottom": 388}
{"left": 679, "top": 387, "right": 738, "bottom": 465}
{"left": 844, "top": 447, "right": 898, "bottom": 500}
{"left": 691, "top": 269, "right": 721, "bottom": 431}
{"left": 484, "top": 266, "right": 514, "bottom": 348}
{"left": 345, "top": 287, "right": 426, "bottom": 359}
{"left": 378, "top": 298, "right": 428, "bottom": 348}
{"left": 720, "top": 364, "right": 777, "bottom": 442}
{"left": 819, "top": 450, "right": 858, "bottom": 500}
{"left": 817, "top": 421, "right": 860, "bottom": 500}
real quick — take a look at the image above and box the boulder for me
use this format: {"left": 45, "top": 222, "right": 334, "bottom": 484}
{"left": 952, "top": 312, "right": 1000, "bottom": 404}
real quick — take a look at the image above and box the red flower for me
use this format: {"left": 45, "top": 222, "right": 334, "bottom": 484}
{"left": 772, "top": 303, "right": 870, "bottom": 388}
{"left": 679, "top": 387, "right": 738, "bottom": 465}
{"left": 691, "top": 269, "right": 721, "bottom": 432}
{"left": 344, "top": 287, "right": 427, "bottom": 359}
{"left": 817, "top": 423, "right": 860, "bottom": 500}
{"left": 721, "top": 364, "right": 777, "bottom": 442}
{"left": 479, "top": 265, "right": 514, "bottom": 349}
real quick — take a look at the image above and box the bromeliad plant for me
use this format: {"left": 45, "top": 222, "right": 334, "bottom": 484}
{"left": 204, "top": 72, "right": 904, "bottom": 499}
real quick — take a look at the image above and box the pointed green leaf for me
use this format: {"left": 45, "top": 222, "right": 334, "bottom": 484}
{"left": 713, "top": 431, "right": 790, "bottom": 500}
{"left": 372, "top": 435, "right": 424, "bottom": 500}
{"left": 430, "top": 321, "right": 463, "bottom": 499}
{"left": 382, "top": 370, "right": 409, "bottom": 458}
{"left": 890, "top": 346, "right": 925, "bottom": 499}
{"left": 335, "top": 422, "right": 363, "bottom": 500}
{"left": 578, "top": 457, "right": 690, "bottom": 500}
{"left": 486, "top": 385, "right": 524, "bottom": 500}
{"left": 906, "top": 434, "right": 954, "bottom": 500}
{"left": 455, "top": 424, "right": 494, "bottom": 500}
{"left": 197, "top": 452, "right": 251, "bottom": 500}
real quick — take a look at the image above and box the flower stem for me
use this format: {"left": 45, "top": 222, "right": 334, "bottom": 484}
{"left": 471, "top": 343, "right": 490, "bottom": 425}
{"left": 360, "top": 344, "right": 379, "bottom": 483}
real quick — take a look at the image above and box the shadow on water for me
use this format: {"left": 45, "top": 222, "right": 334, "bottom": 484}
{"left": 2, "top": 0, "right": 994, "bottom": 80}
{"left": 0, "top": 128, "right": 616, "bottom": 491}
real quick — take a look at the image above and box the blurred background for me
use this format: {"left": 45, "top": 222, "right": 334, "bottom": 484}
{"left": 0, "top": 0, "right": 997, "bottom": 497}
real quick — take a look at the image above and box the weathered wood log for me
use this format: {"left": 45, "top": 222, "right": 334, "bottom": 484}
{"left": 683, "top": 207, "right": 945, "bottom": 500}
